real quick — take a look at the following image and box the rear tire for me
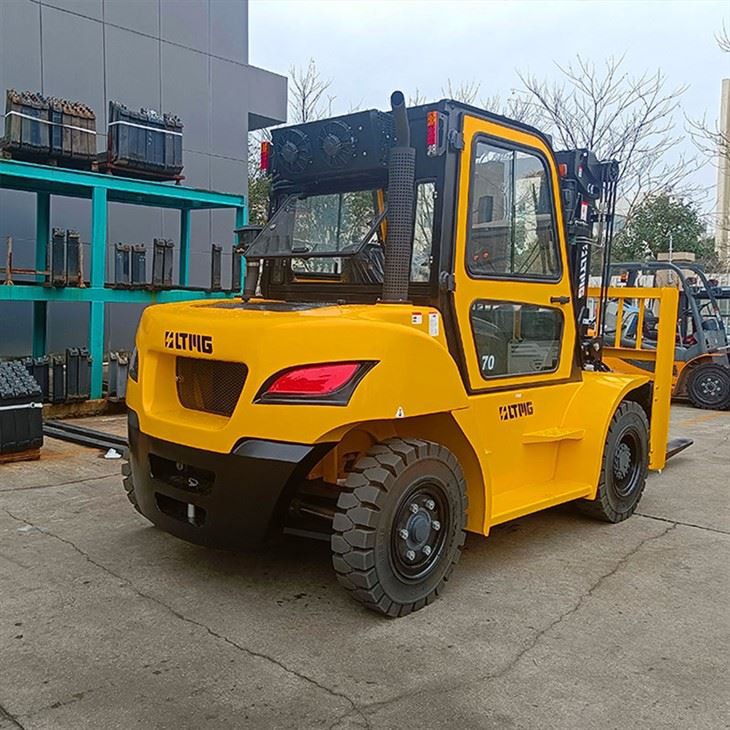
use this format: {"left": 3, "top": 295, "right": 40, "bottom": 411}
{"left": 577, "top": 400, "right": 649, "bottom": 523}
{"left": 686, "top": 363, "right": 730, "bottom": 410}
{"left": 121, "top": 459, "right": 141, "bottom": 513}
{"left": 331, "top": 438, "right": 467, "bottom": 617}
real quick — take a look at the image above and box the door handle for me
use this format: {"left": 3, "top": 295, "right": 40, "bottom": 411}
{"left": 550, "top": 296, "right": 571, "bottom": 305}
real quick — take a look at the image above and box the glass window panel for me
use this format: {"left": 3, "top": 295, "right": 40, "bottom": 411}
{"left": 470, "top": 301, "right": 563, "bottom": 377}
{"left": 411, "top": 182, "right": 435, "bottom": 283}
{"left": 468, "top": 141, "right": 559, "bottom": 279}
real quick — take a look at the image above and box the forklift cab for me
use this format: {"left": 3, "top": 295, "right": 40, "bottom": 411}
{"left": 248, "top": 101, "right": 577, "bottom": 391}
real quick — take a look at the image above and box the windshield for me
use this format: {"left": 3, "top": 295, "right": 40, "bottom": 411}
{"left": 246, "top": 190, "right": 385, "bottom": 259}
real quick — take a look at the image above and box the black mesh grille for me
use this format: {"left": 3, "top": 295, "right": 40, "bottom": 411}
{"left": 176, "top": 357, "right": 247, "bottom": 417}
{"left": 382, "top": 147, "right": 416, "bottom": 302}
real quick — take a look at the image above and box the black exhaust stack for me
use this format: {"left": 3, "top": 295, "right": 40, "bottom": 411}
{"left": 382, "top": 91, "right": 416, "bottom": 303}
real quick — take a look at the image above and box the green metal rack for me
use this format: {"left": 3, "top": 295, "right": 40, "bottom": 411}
{"left": 0, "top": 158, "right": 246, "bottom": 399}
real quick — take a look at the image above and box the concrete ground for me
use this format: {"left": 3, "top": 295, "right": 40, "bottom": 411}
{"left": 0, "top": 406, "right": 728, "bottom": 729}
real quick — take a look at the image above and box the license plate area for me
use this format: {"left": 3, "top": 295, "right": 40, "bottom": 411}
{"left": 149, "top": 454, "right": 214, "bottom": 494}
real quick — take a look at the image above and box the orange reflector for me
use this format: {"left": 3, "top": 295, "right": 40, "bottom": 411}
{"left": 558, "top": 163, "right": 568, "bottom": 177}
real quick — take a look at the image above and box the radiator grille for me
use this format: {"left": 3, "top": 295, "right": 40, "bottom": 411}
{"left": 175, "top": 357, "right": 247, "bottom": 417}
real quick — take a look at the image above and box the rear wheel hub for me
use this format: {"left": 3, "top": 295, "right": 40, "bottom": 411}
{"left": 392, "top": 483, "right": 449, "bottom": 581}
{"left": 612, "top": 431, "right": 642, "bottom": 498}
{"left": 698, "top": 374, "right": 722, "bottom": 398}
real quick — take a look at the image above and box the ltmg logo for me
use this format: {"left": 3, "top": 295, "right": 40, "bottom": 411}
{"left": 499, "top": 401, "right": 534, "bottom": 421}
{"left": 164, "top": 331, "right": 213, "bottom": 354}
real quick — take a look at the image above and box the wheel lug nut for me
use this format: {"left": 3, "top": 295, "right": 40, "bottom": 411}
{"left": 432, "top": 520, "right": 441, "bottom": 531}
{"left": 423, "top": 545, "right": 432, "bottom": 556}
{"left": 399, "top": 528, "right": 409, "bottom": 540}
{"left": 425, "top": 499, "right": 435, "bottom": 510}
{"left": 409, "top": 503, "right": 419, "bottom": 514}
{"left": 405, "top": 549, "right": 416, "bottom": 561}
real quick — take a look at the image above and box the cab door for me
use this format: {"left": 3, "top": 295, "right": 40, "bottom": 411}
{"left": 452, "top": 114, "right": 585, "bottom": 524}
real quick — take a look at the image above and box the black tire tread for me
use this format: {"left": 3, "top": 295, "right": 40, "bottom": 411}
{"left": 686, "top": 363, "right": 730, "bottom": 411}
{"left": 121, "top": 459, "right": 141, "bottom": 513}
{"left": 577, "top": 400, "right": 648, "bottom": 523}
{"left": 332, "top": 438, "right": 467, "bottom": 618}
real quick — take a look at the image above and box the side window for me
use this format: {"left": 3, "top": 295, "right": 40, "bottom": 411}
{"left": 467, "top": 141, "right": 559, "bottom": 279}
{"left": 470, "top": 301, "right": 563, "bottom": 378}
{"left": 411, "top": 182, "right": 435, "bottom": 282}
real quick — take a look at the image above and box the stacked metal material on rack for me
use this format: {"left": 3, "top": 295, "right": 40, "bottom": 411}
{"left": 0, "top": 361, "right": 43, "bottom": 457}
{"left": 49, "top": 228, "right": 84, "bottom": 287}
{"left": 107, "top": 101, "right": 183, "bottom": 179}
{"left": 2, "top": 90, "right": 96, "bottom": 165}
{"left": 210, "top": 244, "right": 222, "bottom": 291}
{"left": 152, "top": 238, "right": 174, "bottom": 287}
{"left": 20, "top": 350, "right": 90, "bottom": 404}
{"left": 21, "top": 356, "right": 49, "bottom": 401}
{"left": 108, "top": 351, "right": 130, "bottom": 401}
{"left": 113, "top": 243, "right": 147, "bottom": 288}
{"left": 65, "top": 348, "right": 91, "bottom": 402}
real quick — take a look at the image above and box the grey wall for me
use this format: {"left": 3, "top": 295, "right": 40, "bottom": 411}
{"left": 0, "top": 0, "right": 286, "bottom": 356}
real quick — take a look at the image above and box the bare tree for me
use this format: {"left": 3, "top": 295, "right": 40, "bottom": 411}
{"left": 687, "top": 25, "right": 730, "bottom": 265}
{"left": 408, "top": 88, "right": 428, "bottom": 106}
{"left": 717, "top": 21, "right": 730, "bottom": 53}
{"left": 687, "top": 25, "right": 729, "bottom": 172}
{"left": 481, "top": 91, "right": 540, "bottom": 125}
{"left": 443, "top": 79, "right": 481, "bottom": 105}
{"left": 688, "top": 112, "right": 730, "bottom": 170}
{"left": 289, "top": 58, "right": 334, "bottom": 123}
{"left": 516, "top": 55, "right": 696, "bottom": 219}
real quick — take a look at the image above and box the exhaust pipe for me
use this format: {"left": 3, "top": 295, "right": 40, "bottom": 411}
{"left": 382, "top": 91, "right": 416, "bottom": 303}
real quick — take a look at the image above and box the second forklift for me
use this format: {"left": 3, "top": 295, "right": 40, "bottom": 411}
{"left": 603, "top": 261, "right": 730, "bottom": 410}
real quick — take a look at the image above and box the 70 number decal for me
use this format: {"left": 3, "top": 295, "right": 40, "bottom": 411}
{"left": 481, "top": 354, "right": 495, "bottom": 372}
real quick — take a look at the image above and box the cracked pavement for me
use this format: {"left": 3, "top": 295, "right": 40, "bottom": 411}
{"left": 0, "top": 405, "right": 728, "bottom": 729}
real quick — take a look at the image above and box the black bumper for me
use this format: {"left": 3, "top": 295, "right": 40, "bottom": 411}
{"left": 127, "top": 410, "right": 330, "bottom": 548}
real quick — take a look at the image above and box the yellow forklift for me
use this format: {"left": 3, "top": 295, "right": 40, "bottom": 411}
{"left": 601, "top": 261, "right": 730, "bottom": 410}
{"left": 123, "top": 92, "right": 689, "bottom": 617}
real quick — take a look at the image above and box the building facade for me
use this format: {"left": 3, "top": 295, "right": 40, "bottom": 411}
{"left": 0, "top": 0, "right": 286, "bottom": 355}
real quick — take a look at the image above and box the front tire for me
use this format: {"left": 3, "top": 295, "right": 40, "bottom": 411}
{"left": 331, "top": 438, "right": 467, "bottom": 617}
{"left": 578, "top": 400, "right": 649, "bottom": 523}
{"left": 686, "top": 363, "right": 730, "bottom": 410}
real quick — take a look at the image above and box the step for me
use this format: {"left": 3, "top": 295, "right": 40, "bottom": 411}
{"left": 490, "top": 479, "right": 592, "bottom": 527}
{"left": 521, "top": 427, "right": 585, "bottom": 445}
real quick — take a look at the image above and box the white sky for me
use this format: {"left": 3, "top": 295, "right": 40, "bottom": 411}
{"left": 250, "top": 0, "right": 730, "bottom": 213}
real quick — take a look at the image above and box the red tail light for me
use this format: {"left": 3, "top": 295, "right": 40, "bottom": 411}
{"left": 260, "top": 140, "right": 271, "bottom": 171}
{"left": 257, "top": 362, "right": 375, "bottom": 404}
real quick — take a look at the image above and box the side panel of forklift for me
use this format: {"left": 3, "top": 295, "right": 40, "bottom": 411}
{"left": 446, "top": 114, "right": 660, "bottom": 521}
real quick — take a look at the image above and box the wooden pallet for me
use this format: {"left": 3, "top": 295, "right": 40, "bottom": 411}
{"left": 96, "top": 155, "right": 184, "bottom": 184}
{"left": 0, "top": 447, "right": 41, "bottom": 464}
{"left": 0, "top": 147, "right": 98, "bottom": 171}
